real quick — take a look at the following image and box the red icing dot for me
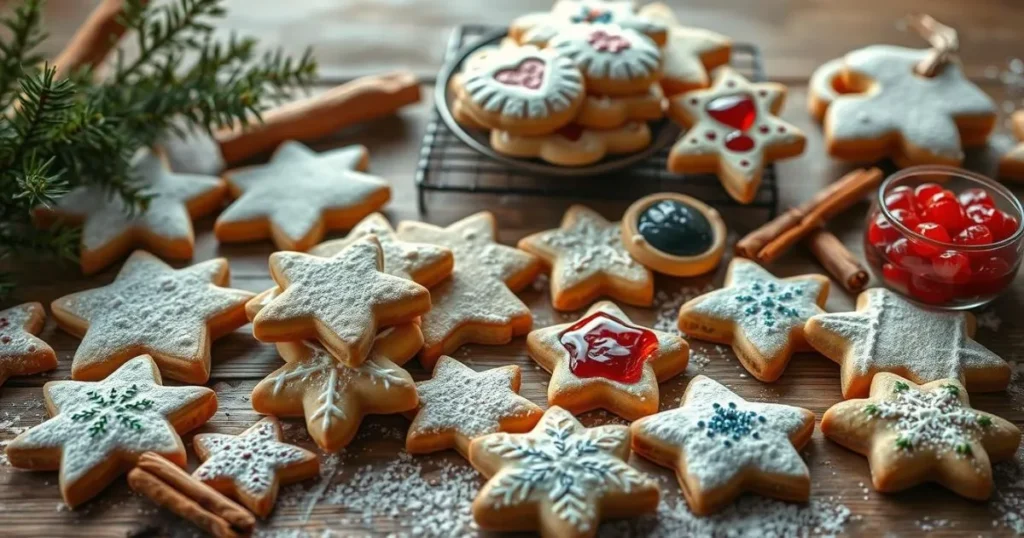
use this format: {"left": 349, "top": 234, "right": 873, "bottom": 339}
{"left": 705, "top": 131, "right": 717, "bottom": 141}
{"left": 559, "top": 311, "right": 658, "bottom": 384}
{"left": 557, "top": 124, "right": 584, "bottom": 142}
{"left": 0, "top": 336, "right": 9, "bottom": 344}
{"left": 777, "top": 126, "right": 786, "bottom": 133}
{"left": 726, "top": 80, "right": 736, "bottom": 88}
{"left": 740, "top": 159, "right": 750, "bottom": 167}
{"left": 724, "top": 132, "right": 755, "bottom": 152}
{"left": 758, "top": 125, "right": 770, "bottom": 134}
{"left": 758, "top": 89, "right": 768, "bottom": 97}
{"left": 587, "top": 30, "right": 631, "bottom": 53}
{"left": 705, "top": 94, "right": 757, "bottom": 131}
{"left": 690, "top": 97, "right": 699, "bottom": 106}
{"left": 493, "top": 59, "right": 547, "bottom": 90}
{"left": 27, "top": 345, "right": 35, "bottom": 352}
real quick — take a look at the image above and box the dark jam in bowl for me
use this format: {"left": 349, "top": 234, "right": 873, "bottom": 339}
{"left": 637, "top": 199, "right": 713, "bottom": 256}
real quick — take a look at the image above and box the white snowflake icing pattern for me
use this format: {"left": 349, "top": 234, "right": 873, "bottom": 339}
{"left": 867, "top": 381, "right": 991, "bottom": 455}
{"left": 194, "top": 418, "right": 314, "bottom": 496}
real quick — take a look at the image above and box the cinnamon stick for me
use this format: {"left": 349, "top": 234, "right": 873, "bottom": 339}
{"left": 906, "top": 14, "right": 958, "bottom": 77}
{"left": 129, "top": 452, "right": 254, "bottom": 538}
{"left": 214, "top": 71, "right": 421, "bottom": 165}
{"left": 54, "top": 0, "right": 146, "bottom": 79}
{"left": 735, "top": 167, "right": 883, "bottom": 261}
{"left": 807, "top": 228, "right": 870, "bottom": 293}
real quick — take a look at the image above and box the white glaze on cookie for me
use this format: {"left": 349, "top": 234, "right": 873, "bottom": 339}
{"left": 638, "top": 3, "right": 731, "bottom": 92}
{"left": 0, "top": 303, "right": 56, "bottom": 385}
{"left": 516, "top": 0, "right": 667, "bottom": 46}
{"left": 809, "top": 57, "right": 847, "bottom": 110}
{"left": 462, "top": 46, "right": 584, "bottom": 120}
{"left": 549, "top": 23, "right": 660, "bottom": 81}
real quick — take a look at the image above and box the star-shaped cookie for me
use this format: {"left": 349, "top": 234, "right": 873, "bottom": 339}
{"left": 804, "top": 287, "right": 1010, "bottom": 399}
{"left": 469, "top": 406, "right": 659, "bottom": 538}
{"left": 820, "top": 45, "right": 996, "bottom": 167}
{"left": 5, "top": 355, "right": 217, "bottom": 507}
{"left": 631, "top": 375, "right": 814, "bottom": 515}
{"left": 397, "top": 212, "right": 542, "bottom": 369}
{"left": 527, "top": 301, "right": 688, "bottom": 419}
{"left": 406, "top": 357, "right": 543, "bottom": 458}
{"left": 34, "top": 148, "right": 226, "bottom": 274}
{"left": 193, "top": 417, "right": 319, "bottom": 517}
{"left": 252, "top": 236, "right": 431, "bottom": 366}
{"left": 215, "top": 141, "right": 391, "bottom": 251}
{"left": 519, "top": 205, "right": 653, "bottom": 311}
{"left": 821, "top": 373, "right": 1020, "bottom": 499}
{"left": 999, "top": 110, "right": 1024, "bottom": 180}
{"left": 678, "top": 258, "right": 828, "bottom": 382}
{"left": 51, "top": 250, "right": 255, "bottom": 384}
{"left": 666, "top": 67, "right": 806, "bottom": 204}
{"left": 251, "top": 331, "right": 420, "bottom": 452}
{"left": 638, "top": 3, "right": 732, "bottom": 95}
{"left": 0, "top": 302, "right": 57, "bottom": 387}
{"left": 511, "top": 0, "right": 667, "bottom": 47}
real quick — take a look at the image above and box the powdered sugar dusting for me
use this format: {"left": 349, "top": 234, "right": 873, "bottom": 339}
{"left": 194, "top": 418, "right": 315, "bottom": 496}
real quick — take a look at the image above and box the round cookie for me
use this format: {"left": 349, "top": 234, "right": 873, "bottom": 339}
{"left": 621, "top": 192, "right": 727, "bottom": 277}
{"left": 490, "top": 121, "right": 652, "bottom": 166}
{"left": 510, "top": 0, "right": 668, "bottom": 47}
{"left": 548, "top": 23, "right": 662, "bottom": 97}
{"left": 575, "top": 83, "right": 665, "bottom": 129}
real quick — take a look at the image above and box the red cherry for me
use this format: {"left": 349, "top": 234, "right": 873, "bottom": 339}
{"left": 995, "top": 211, "right": 1020, "bottom": 241}
{"left": 926, "top": 190, "right": 958, "bottom": 208}
{"left": 867, "top": 214, "right": 900, "bottom": 247}
{"left": 924, "top": 199, "right": 967, "bottom": 234}
{"left": 882, "top": 263, "right": 911, "bottom": 290}
{"left": 958, "top": 188, "right": 994, "bottom": 208}
{"left": 886, "top": 238, "right": 930, "bottom": 274}
{"left": 954, "top": 224, "right": 994, "bottom": 246}
{"left": 932, "top": 251, "right": 972, "bottom": 283}
{"left": 889, "top": 208, "right": 920, "bottom": 230}
{"left": 910, "top": 222, "right": 950, "bottom": 258}
{"left": 965, "top": 204, "right": 1005, "bottom": 231}
{"left": 971, "top": 256, "right": 1013, "bottom": 296}
{"left": 908, "top": 274, "right": 953, "bottom": 304}
{"left": 913, "top": 183, "right": 944, "bottom": 208}
{"left": 884, "top": 186, "right": 918, "bottom": 213}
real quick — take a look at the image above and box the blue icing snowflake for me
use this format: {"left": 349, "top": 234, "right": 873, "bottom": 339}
{"left": 734, "top": 281, "right": 806, "bottom": 328}
{"left": 697, "top": 401, "right": 768, "bottom": 447}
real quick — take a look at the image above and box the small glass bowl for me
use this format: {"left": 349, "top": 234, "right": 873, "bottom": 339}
{"left": 864, "top": 165, "right": 1024, "bottom": 310}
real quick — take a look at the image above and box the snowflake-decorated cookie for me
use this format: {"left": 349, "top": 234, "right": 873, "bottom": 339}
{"left": 678, "top": 258, "right": 828, "bottom": 382}
{"left": 252, "top": 236, "right": 431, "bottom": 366}
{"left": 999, "top": 110, "right": 1024, "bottom": 181}
{"left": 519, "top": 205, "right": 653, "bottom": 311}
{"left": 804, "top": 287, "right": 1010, "bottom": 399}
{"left": 490, "top": 122, "right": 652, "bottom": 166}
{"left": 821, "top": 373, "right": 1020, "bottom": 499}
{"left": 0, "top": 302, "right": 57, "bottom": 387}
{"left": 397, "top": 212, "right": 542, "bottom": 368}
{"left": 251, "top": 332, "right": 420, "bottom": 452}
{"left": 638, "top": 3, "right": 732, "bottom": 95}
{"left": 34, "top": 148, "right": 226, "bottom": 275}
{"left": 667, "top": 67, "right": 806, "bottom": 204}
{"left": 549, "top": 23, "right": 662, "bottom": 96}
{"left": 406, "top": 356, "right": 543, "bottom": 458}
{"left": 631, "top": 376, "right": 814, "bottom": 515}
{"left": 575, "top": 84, "right": 665, "bottom": 129}
{"left": 457, "top": 45, "right": 585, "bottom": 136}
{"left": 215, "top": 141, "right": 391, "bottom": 252}
{"left": 51, "top": 250, "right": 254, "bottom": 384}
{"left": 814, "top": 45, "right": 996, "bottom": 167}
{"left": 510, "top": 0, "right": 667, "bottom": 47}
{"left": 527, "top": 301, "right": 688, "bottom": 419}
{"left": 193, "top": 417, "right": 319, "bottom": 517}
{"left": 5, "top": 355, "right": 217, "bottom": 507}
{"left": 469, "top": 406, "right": 659, "bottom": 538}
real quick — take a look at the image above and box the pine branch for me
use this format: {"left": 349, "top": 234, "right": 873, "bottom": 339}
{"left": 0, "top": 0, "right": 46, "bottom": 109}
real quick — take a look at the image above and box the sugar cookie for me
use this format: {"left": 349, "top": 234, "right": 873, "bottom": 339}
{"left": 519, "top": 205, "right": 653, "bottom": 311}
{"left": 406, "top": 356, "right": 543, "bottom": 458}
{"left": 804, "top": 287, "right": 1010, "bottom": 399}
{"left": 193, "top": 417, "right": 319, "bottom": 518}
{"left": 51, "top": 250, "right": 254, "bottom": 384}
{"left": 0, "top": 302, "right": 57, "bottom": 387}
{"left": 999, "top": 110, "right": 1024, "bottom": 181}
{"left": 548, "top": 23, "right": 661, "bottom": 97}
{"left": 620, "top": 192, "right": 727, "bottom": 277}
{"left": 34, "top": 148, "right": 226, "bottom": 275}
{"left": 667, "top": 67, "right": 806, "bottom": 204}
{"left": 678, "top": 258, "right": 829, "bottom": 382}
{"left": 510, "top": 0, "right": 667, "bottom": 47}
{"left": 807, "top": 57, "right": 847, "bottom": 123}
{"left": 575, "top": 84, "right": 664, "bottom": 128}
{"left": 5, "top": 355, "right": 217, "bottom": 507}
{"left": 527, "top": 301, "right": 688, "bottom": 419}
{"left": 490, "top": 121, "right": 652, "bottom": 166}
{"left": 215, "top": 141, "right": 391, "bottom": 252}
{"left": 469, "top": 406, "right": 659, "bottom": 538}
{"left": 631, "top": 375, "right": 814, "bottom": 515}
{"left": 821, "top": 373, "right": 1020, "bottom": 499}
{"left": 637, "top": 3, "right": 732, "bottom": 95}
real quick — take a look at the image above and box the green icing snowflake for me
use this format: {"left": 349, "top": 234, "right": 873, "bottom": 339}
{"left": 69, "top": 384, "right": 154, "bottom": 437}
{"left": 734, "top": 281, "right": 806, "bottom": 328}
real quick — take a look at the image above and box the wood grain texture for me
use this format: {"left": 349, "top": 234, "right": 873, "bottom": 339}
{"left": 5, "top": 1, "right": 1024, "bottom": 536}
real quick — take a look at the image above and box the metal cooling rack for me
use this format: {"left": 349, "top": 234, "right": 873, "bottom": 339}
{"left": 415, "top": 24, "right": 779, "bottom": 219}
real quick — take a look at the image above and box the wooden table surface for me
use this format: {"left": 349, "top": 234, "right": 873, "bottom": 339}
{"left": 5, "top": 1, "right": 1024, "bottom": 536}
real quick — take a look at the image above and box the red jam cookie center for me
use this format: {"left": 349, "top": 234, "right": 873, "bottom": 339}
{"left": 494, "top": 58, "right": 546, "bottom": 90}
{"left": 558, "top": 311, "right": 658, "bottom": 384}
{"left": 706, "top": 94, "right": 758, "bottom": 154}
{"left": 587, "top": 30, "right": 631, "bottom": 54}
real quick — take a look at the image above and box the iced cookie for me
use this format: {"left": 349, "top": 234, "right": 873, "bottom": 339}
{"left": 804, "top": 287, "right": 1010, "bottom": 399}
{"left": 621, "top": 192, "right": 727, "bottom": 277}
{"left": 519, "top": 205, "right": 653, "bottom": 311}
{"left": 51, "top": 250, "right": 254, "bottom": 384}
{"left": 527, "top": 301, "right": 689, "bottom": 419}
{"left": 490, "top": 122, "right": 652, "bottom": 166}
{"left": 456, "top": 45, "right": 585, "bottom": 135}
{"left": 0, "top": 302, "right": 57, "bottom": 387}
{"left": 251, "top": 334, "right": 420, "bottom": 452}
{"left": 34, "top": 148, "right": 226, "bottom": 274}
{"left": 215, "top": 141, "right": 391, "bottom": 252}
{"left": 575, "top": 84, "right": 664, "bottom": 129}
{"left": 999, "top": 110, "right": 1024, "bottom": 181}
{"left": 469, "top": 406, "right": 659, "bottom": 538}
{"left": 252, "top": 236, "right": 430, "bottom": 366}
{"left": 397, "top": 213, "right": 542, "bottom": 368}
{"left": 814, "top": 45, "right": 996, "bottom": 167}
{"left": 667, "top": 67, "right": 806, "bottom": 204}
{"left": 678, "top": 258, "right": 829, "bottom": 382}
{"left": 5, "top": 355, "right": 217, "bottom": 507}
{"left": 193, "top": 417, "right": 319, "bottom": 518}
{"left": 821, "top": 373, "right": 1020, "bottom": 499}
{"left": 807, "top": 57, "right": 848, "bottom": 123}
{"left": 548, "top": 24, "right": 661, "bottom": 97}
{"left": 638, "top": 3, "right": 732, "bottom": 95}
{"left": 510, "top": 0, "right": 667, "bottom": 47}
{"left": 406, "top": 357, "right": 543, "bottom": 458}
{"left": 631, "top": 376, "right": 815, "bottom": 515}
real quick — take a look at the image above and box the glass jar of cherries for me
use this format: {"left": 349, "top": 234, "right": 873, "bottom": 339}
{"left": 864, "top": 166, "right": 1024, "bottom": 309}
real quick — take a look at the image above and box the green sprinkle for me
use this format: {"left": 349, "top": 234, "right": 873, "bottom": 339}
{"left": 942, "top": 384, "right": 960, "bottom": 397}
{"left": 978, "top": 416, "right": 993, "bottom": 427}
{"left": 955, "top": 443, "right": 972, "bottom": 456}
{"left": 864, "top": 404, "right": 879, "bottom": 416}
{"left": 894, "top": 381, "right": 910, "bottom": 393}
{"left": 895, "top": 437, "right": 913, "bottom": 450}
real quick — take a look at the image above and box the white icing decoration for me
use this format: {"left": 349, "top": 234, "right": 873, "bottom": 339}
{"left": 217, "top": 141, "right": 389, "bottom": 245}
{"left": 636, "top": 376, "right": 810, "bottom": 489}
{"left": 638, "top": 3, "right": 731, "bottom": 89}
{"left": 194, "top": 418, "right": 313, "bottom": 496}
{"left": 809, "top": 57, "right": 846, "bottom": 108}
{"left": 869, "top": 382, "right": 988, "bottom": 454}
{"left": 0, "top": 303, "right": 52, "bottom": 382}
{"left": 825, "top": 45, "right": 996, "bottom": 161}
{"left": 549, "top": 23, "right": 661, "bottom": 81}
{"left": 517, "top": 0, "right": 667, "bottom": 46}
{"left": 542, "top": 206, "right": 649, "bottom": 287}
{"left": 462, "top": 46, "right": 584, "bottom": 120}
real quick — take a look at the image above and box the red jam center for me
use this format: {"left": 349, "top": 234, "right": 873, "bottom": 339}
{"left": 587, "top": 30, "right": 631, "bottom": 53}
{"left": 558, "top": 312, "right": 658, "bottom": 384}
{"left": 705, "top": 94, "right": 758, "bottom": 154}
{"left": 494, "top": 59, "right": 546, "bottom": 90}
